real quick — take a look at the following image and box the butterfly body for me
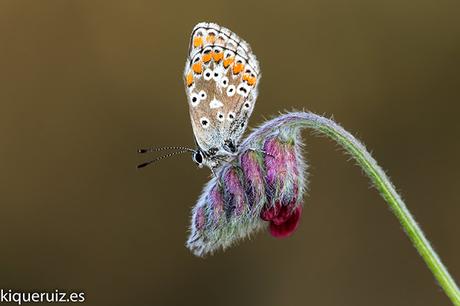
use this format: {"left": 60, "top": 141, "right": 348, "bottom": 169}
{"left": 184, "top": 22, "right": 261, "bottom": 170}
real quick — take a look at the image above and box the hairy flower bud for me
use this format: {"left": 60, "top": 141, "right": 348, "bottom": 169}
{"left": 187, "top": 117, "right": 308, "bottom": 257}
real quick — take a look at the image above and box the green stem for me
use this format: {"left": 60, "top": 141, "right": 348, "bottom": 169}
{"left": 246, "top": 112, "right": 460, "bottom": 304}
{"left": 317, "top": 123, "right": 459, "bottom": 305}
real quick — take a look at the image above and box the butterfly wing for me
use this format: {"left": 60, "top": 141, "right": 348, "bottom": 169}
{"left": 183, "top": 22, "right": 260, "bottom": 157}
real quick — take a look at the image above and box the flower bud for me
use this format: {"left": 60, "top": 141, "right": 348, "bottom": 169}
{"left": 187, "top": 122, "right": 307, "bottom": 257}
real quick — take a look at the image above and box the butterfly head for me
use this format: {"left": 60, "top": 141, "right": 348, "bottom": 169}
{"left": 192, "top": 149, "right": 205, "bottom": 168}
{"left": 136, "top": 143, "right": 234, "bottom": 171}
{"left": 192, "top": 146, "right": 232, "bottom": 170}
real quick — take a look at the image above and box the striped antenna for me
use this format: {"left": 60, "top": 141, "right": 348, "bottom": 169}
{"left": 138, "top": 146, "right": 195, "bottom": 153}
{"left": 137, "top": 150, "right": 191, "bottom": 169}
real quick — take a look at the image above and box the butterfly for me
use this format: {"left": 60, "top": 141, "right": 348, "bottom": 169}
{"left": 138, "top": 22, "right": 260, "bottom": 172}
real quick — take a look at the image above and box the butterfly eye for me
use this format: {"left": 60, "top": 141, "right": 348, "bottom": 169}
{"left": 227, "top": 112, "right": 235, "bottom": 122}
{"left": 190, "top": 93, "right": 200, "bottom": 107}
{"left": 204, "top": 69, "right": 212, "bottom": 81}
{"left": 192, "top": 151, "right": 203, "bottom": 164}
{"left": 200, "top": 117, "right": 210, "bottom": 128}
{"left": 199, "top": 90, "right": 207, "bottom": 100}
{"left": 226, "top": 85, "right": 236, "bottom": 97}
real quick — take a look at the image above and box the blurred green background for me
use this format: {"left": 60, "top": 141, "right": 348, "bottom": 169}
{"left": 0, "top": 1, "right": 459, "bottom": 305}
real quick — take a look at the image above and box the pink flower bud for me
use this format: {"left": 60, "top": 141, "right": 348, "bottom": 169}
{"left": 187, "top": 116, "right": 308, "bottom": 257}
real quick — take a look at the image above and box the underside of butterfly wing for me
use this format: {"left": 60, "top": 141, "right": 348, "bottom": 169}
{"left": 184, "top": 22, "right": 261, "bottom": 158}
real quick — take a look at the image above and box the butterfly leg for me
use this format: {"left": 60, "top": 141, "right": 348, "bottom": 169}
{"left": 210, "top": 167, "right": 224, "bottom": 188}
{"left": 210, "top": 166, "right": 218, "bottom": 179}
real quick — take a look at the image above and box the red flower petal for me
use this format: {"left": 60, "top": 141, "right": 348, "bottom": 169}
{"left": 268, "top": 205, "right": 302, "bottom": 238}
{"left": 260, "top": 203, "right": 281, "bottom": 221}
{"left": 260, "top": 202, "right": 303, "bottom": 238}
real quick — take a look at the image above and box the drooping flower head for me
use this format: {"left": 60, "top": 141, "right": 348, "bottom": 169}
{"left": 187, "top": 114, "right": 308, "bottom": 256}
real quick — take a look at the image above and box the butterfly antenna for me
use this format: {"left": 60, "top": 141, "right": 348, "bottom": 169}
{"left": 137, "top": 150, "right": 190, "bottom": 169}
{"left": 138, "top": 146, "right": 195, "bottom": 153}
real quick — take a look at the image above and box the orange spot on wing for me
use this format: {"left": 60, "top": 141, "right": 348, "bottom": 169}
{"left": 247, "top": 76, "right": 257, "bottom": 86}
{"left": 192, "top": 61, "right": 203, "bottom": 74}
{"left": 206, "top": 34, "right": 216, "bottom": 44}
{"left": 213, "top": 51, "right": 223, "bottom": 62}
{"left": 202, "top": 53, "right": 212, "bottom": 63}
{"left": 223, "top": 57, "right": 234, "bottom": 68}
{"left": 243, "top": 74, "right": 257, "bottom": 86}
{"left": 233, "top": 62, "right": 245, "bottom": 75}
{"left": 186, "top": 71, "right": 194, "bottom": 87}
{"left": 193, "top": 36, "right": 203, "bottom": 48}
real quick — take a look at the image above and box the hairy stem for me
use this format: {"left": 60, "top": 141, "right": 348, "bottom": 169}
{"left": 243, "top": 112, "right": 460, "bottom": 305}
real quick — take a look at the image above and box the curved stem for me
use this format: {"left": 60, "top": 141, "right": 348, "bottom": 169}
{"left": 243, "top": 112, "right": 460, "bottom": 305}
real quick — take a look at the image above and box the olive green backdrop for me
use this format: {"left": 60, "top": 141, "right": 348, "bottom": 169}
{"left": 0, "top": 1, "right": 459, "bottom": 305}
